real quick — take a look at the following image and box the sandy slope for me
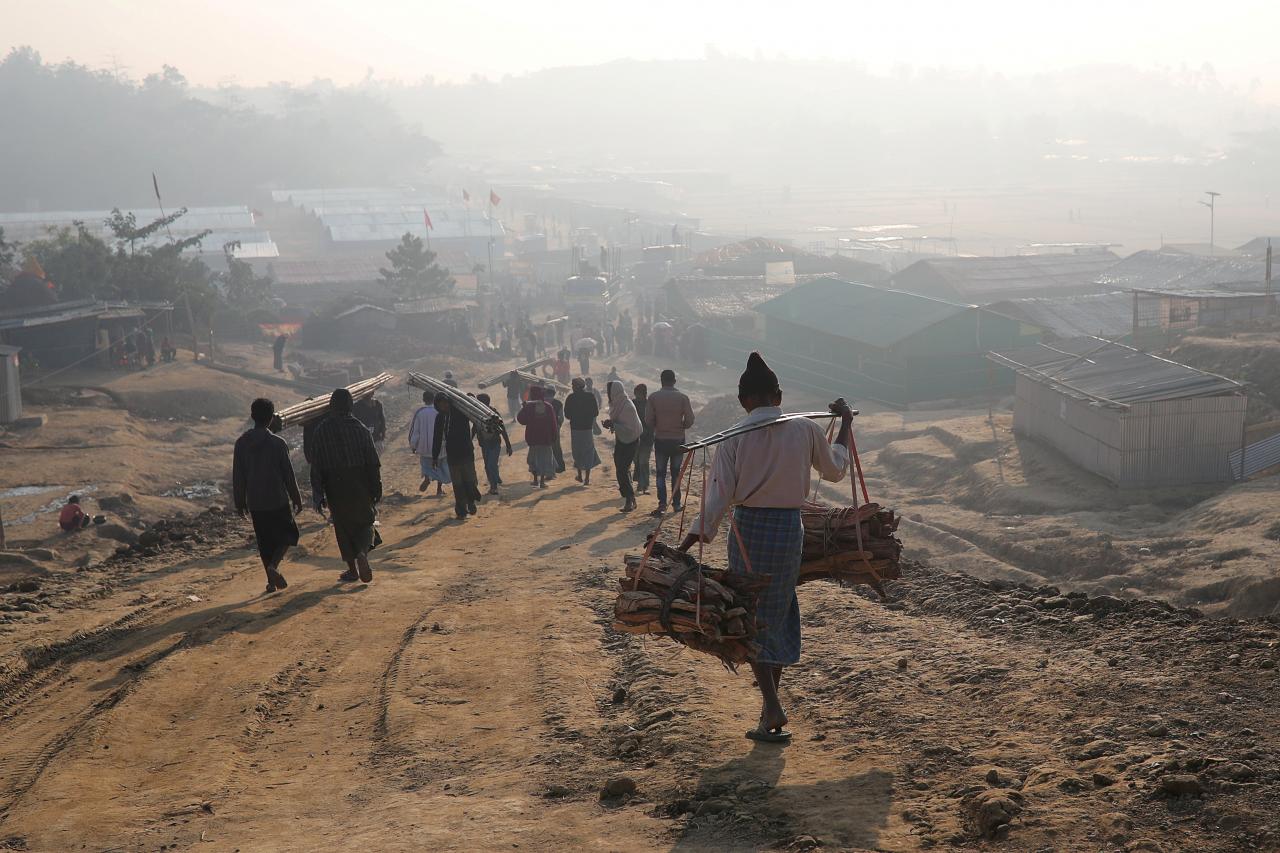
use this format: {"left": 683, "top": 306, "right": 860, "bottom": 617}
{"left": 3, "top": 353, "right": 1280, "bottom": 851}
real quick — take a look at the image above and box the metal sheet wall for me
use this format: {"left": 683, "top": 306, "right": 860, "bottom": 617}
{"left": 1012, "top": 376, "right": 1124, "bottom": 483}
{"left": 1118, "top": 396, "right": 1246, "bottom": 487}
{"left": 1011, "top": 375, "right": 1246, "bottom": 487}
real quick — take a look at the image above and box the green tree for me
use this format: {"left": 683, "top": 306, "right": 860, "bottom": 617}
{"left": 220, "top": 254, "right": 273, "bottom": 311}
{"left": 23, "top": 223, "right": 113, "bottom": 301}
{"left": 379, "top": 232, "right": 454, "bottom": 300}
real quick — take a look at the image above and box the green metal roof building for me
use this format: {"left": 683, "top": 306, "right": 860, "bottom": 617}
{"left": 738, "top": 279, "right": 1045, "bottom": 404}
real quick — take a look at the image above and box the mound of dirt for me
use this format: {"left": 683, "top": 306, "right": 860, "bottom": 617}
{"left": 105, "top": 387, "right": 252, "bottom": 421}
{"left": 694, "top": 395, "right": 743, "bottom": 435}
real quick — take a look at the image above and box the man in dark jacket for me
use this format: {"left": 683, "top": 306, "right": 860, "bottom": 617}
{"left": 545, "top": 385, "right": 567, "bottom": 473}
{"left": 353, "top": 393, "right": 387, "bottom": 449}
{"left": 563, "top": 377, "right": 601, "bottom": 484}
{"left": 431, "top": 394, "right": 483, "bottom": 521}
{"left": 272, "top": 333, "right": 288, "bottom": 371}
{"left": 631, "top": 383, "right": 654, "bottom": 495}
{"left": 310, "top": 389, "right": 382, "bottom": 584}
{"left": 233, "top": 398, "right": 303, "bottom": 592}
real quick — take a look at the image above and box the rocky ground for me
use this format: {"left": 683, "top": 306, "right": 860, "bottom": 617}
{"left": 2, "top": 346, "right": 1280, "bottom": 851}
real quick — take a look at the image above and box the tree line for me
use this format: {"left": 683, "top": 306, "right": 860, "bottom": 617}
{"left": 0, "top": 47, "right": 440, "bottom": 209}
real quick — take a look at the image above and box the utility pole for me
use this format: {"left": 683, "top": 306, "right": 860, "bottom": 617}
{"left": 1200, "top": 191, "right": 1221, "bottom": 255}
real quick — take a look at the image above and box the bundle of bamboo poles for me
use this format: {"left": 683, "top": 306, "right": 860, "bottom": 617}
{"left": 275, "top": 372, "right": 397, "bottom": 429}
{"left": 407, "top": 371, "right": 505, "bottom": 436}
{"left": 799, "top": 500, "right": 902, "bottom": 595}
{"left": 477, "top": 356, "right": 555, "bottom": 389}
{"left": 613, "top": 541, "right": 767, "bottom": 670}
{"left": 477, "top": 368, "right": 571, "bottom": 395}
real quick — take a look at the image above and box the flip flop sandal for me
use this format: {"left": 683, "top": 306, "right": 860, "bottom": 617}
{"left": 357, "top": 558, "right": 373, "bottom": 584}
{"left": 269, "top": 571, "right": 288, "bottom": 589}
{"left": 745, "top": 728, "right": 793, "bottom": 744}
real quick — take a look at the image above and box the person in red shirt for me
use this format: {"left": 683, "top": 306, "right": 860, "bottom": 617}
{"left": 516, "top": 386, "right": 559, "bottom": 489}
{"left": 58, "top": 496, "right": 90, "bottom": 531}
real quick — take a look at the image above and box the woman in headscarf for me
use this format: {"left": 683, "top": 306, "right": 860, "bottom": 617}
{"left": 563, "top": 377, "right": 601, "bottom": 484}
{"left": 516, "top": 385, "right": 559, "bottom": 489}
{"left": 602, "top": 380, "right": 643, "bottom": 512}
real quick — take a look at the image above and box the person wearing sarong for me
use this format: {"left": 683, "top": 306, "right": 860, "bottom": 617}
{"left": 408, "top": 391, "right": 450, "bottom": 497}
{"left": 310, "top": 389, "right": 383, "bottom": 584}
{"left": 681, "top": 352, "right": 853, "bottom": 744}
{"left": 516, "top": 385, "right": 559, "bottom": 488}
{"left": 431, "top": 395, "right": 484, "bottom": 521}
{"left": 233, "top": 397, "right": 302, "bottom": 593}
{"left": 563, "top": 378, "right": 600, "bottom": 485}
{"left": 602, "top": 380, "right": 642, "bottom": 513}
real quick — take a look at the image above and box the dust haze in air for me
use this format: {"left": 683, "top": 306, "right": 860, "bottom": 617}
{"left": 5, "top": 1, "right": 1280, "bottom": 233}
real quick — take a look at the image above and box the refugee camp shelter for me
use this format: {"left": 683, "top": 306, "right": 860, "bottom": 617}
{"left": 891, "top": 251, "right": 1119, "bottom": 304}
{"left": 0, "top": 345, "right": 21, "bottom": 423}
{"left": 1131, "top": 288, "right": 1278, "bottom": 347}
{"left": 1098, "top": 249, "right": 1265, "bottom": 292}
{"left": 986, "top": 292, "right": 1133, "bottom": 342}
{"left": 749, "top": 278, "right": 1044, "bottom": 404}
{"left": 663, "top": 275, "right": 797, "bottom": 335}
{"left": 0, "top": 300, "right": 173, "bottom": 369}
{"left": 988, "top": 338, "right": 1246, "bottom": 488}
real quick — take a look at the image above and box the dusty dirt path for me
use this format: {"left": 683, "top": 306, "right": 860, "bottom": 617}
{"left": 4, "top": 415, "right": 1280, "bottom": 850}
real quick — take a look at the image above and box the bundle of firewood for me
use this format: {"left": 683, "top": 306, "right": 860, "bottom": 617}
{"left": 799, "top": 500, "right": 902, "bottom": 595}
{"left": 613, "top": 541, "right": 767, "bottom": 670}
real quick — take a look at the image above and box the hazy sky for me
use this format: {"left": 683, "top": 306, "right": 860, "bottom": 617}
{"left": 7, "top": 0, "right": 1280, "bottom": 92}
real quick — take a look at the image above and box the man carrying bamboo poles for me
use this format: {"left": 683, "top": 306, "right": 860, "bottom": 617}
{"left": 310, "top": 389, "right": 383, "bottom": 584}
{"left": 679, "top": 352, "right": 854, "bottom": 744}
{"left": 431, "top": 394, "right": 484, "bottom": 521}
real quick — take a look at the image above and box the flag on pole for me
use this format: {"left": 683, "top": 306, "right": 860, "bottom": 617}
{"left": 423, "top": 209, "right": 434, "bottom": 231}
{"left": 152, "top": 173, "right": 162, "bottom": 204}
{"left": 489, "top": 190, "right": 501, "bottom": 207}
{"left": 462, "top": 189, "right": 471, "bottom": 203}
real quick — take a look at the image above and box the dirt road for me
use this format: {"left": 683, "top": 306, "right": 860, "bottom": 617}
{"left": 4, "top": 356, "right": 1280, "bottom": 851}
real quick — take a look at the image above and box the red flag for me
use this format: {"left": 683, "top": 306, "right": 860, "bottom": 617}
{"left": 489, "top": 190, "right": 501, "bottom": 207}
{"left": 423, "top": 209, "right": 434, "bottom": 231}
{"left": 462, "top": 189, "right": 471, "bottom": 203}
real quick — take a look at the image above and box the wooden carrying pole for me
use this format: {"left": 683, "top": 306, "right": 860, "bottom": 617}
{"left": 275, "top": 372, "right": 396, "bottom": 429}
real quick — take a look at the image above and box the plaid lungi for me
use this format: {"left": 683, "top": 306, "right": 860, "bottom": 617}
{"left": 728, "top": 506, "right": 804, "bottom": 666}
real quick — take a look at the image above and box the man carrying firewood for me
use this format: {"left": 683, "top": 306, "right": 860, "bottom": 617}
{"left": 680, "top": 352, "right": 853, "bottom": 744}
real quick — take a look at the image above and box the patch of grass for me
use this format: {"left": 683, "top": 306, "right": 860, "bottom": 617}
{"left": 1213, "top": 547, "right": 1254, "bottom": 563}
{"left": 1265, "top": 521, "right": 1280, "bottom": 542}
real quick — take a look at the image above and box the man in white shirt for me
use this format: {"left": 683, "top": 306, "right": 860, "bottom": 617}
{"left": 680, "top": 351, "right": 853, "bottom": 744}
{"left": 407, "top": 391, "right": 452, "bottom": 497}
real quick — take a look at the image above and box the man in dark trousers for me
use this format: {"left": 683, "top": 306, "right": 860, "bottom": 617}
{"left": 432, "top": 394, "right": 483, "bottom": 521}
{"left": 353, "top": 393, "right": 387, "bottom": 451}
{"left": 233, "top": 398, "right": 303, "bottom": 593}
{"left": 310, "top": 389, "right": 382, "bottom": 584}
{"left": 475, "top": 393, "right": 513, "bottom": 494}
{"left": 273, "top": 333, "right": 288, "bottom": 372}
{"left": 645, "top": 369, "right": 696, "bottom": 516}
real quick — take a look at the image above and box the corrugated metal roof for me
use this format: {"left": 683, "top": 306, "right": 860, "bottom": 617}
{"left": 896, "top": 251, "right": 1119, "bottom": 299}
{"left": 666, "top": 275, "right": 799, "bottom": 320}
{"left": 986, "top": 292, "right": 1132, "bottom": 339}
{"left": 756, "top": 278, "right": 969, "bottom": 347}
{"left": 989, "top": 336, "right": 1243, "bottom": 407}
{"left": 1099, "top": 249, "right": 1265, "bottom": 291}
